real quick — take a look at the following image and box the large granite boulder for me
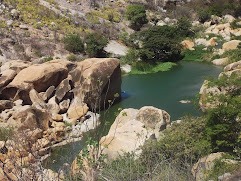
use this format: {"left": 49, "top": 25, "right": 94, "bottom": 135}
{"left": 70, "top": 58, "right": 121, "bottom": 110}
{"left": 0, "top": 61, "right": 68, "bottom": 104}
{"left": 212, "top": 57, "right": 229, "bottom": 65}
{"left": 100, "top": 106, "right": 170, "bottom": 160}
{"left": 222, "top": 40, "right": 241, "bottom": 51}
{"left": 192, "top": 152, "right": 223, "bottom": 181}
{"left": 0, "top": 60, "right": 32, "bottom": 89}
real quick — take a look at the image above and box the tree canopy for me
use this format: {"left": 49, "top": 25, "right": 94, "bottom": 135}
{"left": 126, "top": 4, "right": 148, "bottom": 31}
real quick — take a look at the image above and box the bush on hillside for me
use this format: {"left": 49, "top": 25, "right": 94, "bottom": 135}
{"left": 63, "top": 34, "right": 84, "bottom": 54}
{"left": 85, "top": 33, "right": 108, "bottom": 57}
{"left": 134, "top": 26, "right": 182, "bottom": 63}
{"left": 177, "top": 17, "right": 194, "bottom": 38}
{"left": 126, "top": 4, "right": 148, "bottom": 31}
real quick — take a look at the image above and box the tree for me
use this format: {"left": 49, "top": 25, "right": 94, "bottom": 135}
{"left": 176, "top": 16, "right": 194, "bottom": 38}
{"left": 126, "top": 4, "right": 148, "bottom": 31}
{"left": 85, "top": 33, "right": 108, "bottom": 57}
{"left": 63, "top": 34, "right": 84, "bottom": 54}
{"left": 133, "top": 26, "right": 182, "bottom": 63}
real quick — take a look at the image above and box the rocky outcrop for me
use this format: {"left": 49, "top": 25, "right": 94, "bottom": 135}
{"left": 0, "top": 58, "right": 120, "bottom": 179}
{"left": 99, "top": 106, "right": 170, "bottom": 161}
{"left": 0, "top": 61, "right": 68, "bottom": 104}
{"left": 222, "top": 40, "right": 241, "bottom": 51}
{"left": 70, "top": 58, "right": 121, "bottom": 110}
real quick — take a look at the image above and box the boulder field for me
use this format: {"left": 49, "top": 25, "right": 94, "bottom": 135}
{"left": 0, "top": 58, "right": 121, "bottom": 180}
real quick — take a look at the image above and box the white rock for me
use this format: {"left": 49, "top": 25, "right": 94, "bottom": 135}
{"left": 121, "top": 64, "right": 131, "bottom": 73}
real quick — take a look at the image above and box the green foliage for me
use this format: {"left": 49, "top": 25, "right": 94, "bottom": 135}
{"left": 208, "top": 5, "right": 223, "bottom": 17}
{"left": 176, "top": 17, "right": 194, "bottom": 38}
{"left": 89, "top": 8, "right": 121, "bottom": 23}
{"left": 120, "top": 48, "right": 139, "bottom": 65}
{"left": 206, "top": 74, "right": 241, "bottom": 152}
{"left": 130, "top": 62, "right": 177, "bottom": 74}
{"left": 230, "top": 19, "right": 241, "bottom": 30}
{"left": 142, "top": 115, "right": 211, "bottom": 167}
{"left": 41, "top": 57, "right": 53, "bottom": 62}
{"left": 63, "top": 34, "right": 84, "bottom": 54}
{"left": 85, "top": 33, "right": 108, "bottom": 57}
{"left": 198, "top": 9, "right": 211, "bottom": 23}
{"left": 126, "top": 4, "right": 148, "bottom": 30}
{"left": 205, "top": 156, "right": 241, "bottom": 180}
{"left": 67, "top": 54, "right": 78, "bottom": 61}
{"left": 85, "top": 13, "right": 100, "bottom": 24}
{"left": 119, "top": 32, "right": 129, "bottom": 45}
{"left": 0, "top": 127, "right": 14, "bottom": 142}
{"left": 132, "top": 26, "right": 182, "bottom": 63}
{"left": 181, "top": 45, "right": 216, "bottom": 62}
{"left": 219, "top": 49, "right": 241, "bottom": 64}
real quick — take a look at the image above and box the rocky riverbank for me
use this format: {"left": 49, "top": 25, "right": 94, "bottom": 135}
{"left": 0, "top": 58, "right": 121, "bottom": 180}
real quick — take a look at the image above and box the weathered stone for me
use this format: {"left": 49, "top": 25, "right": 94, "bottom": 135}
{"left": 0, "top": 59, "right": 32, "bottom": 73}
{"left": 222, "top": 40, "right": 241, "bottom": 51}
{"left": 29, "top": 89, "right": 46, "bottom": 109}
{"left": 192, "top": 152, "right": 223, "bottom": 181}
{"left": 0, "top": 61, "right": 68, "bottom": 103}
{"left": 67, "top": 97, "right": 89, "bottom": 119}
{"left": 52, "top": 113, "right": 63, "bottom": 122}
{"left": 199, "top": 80, "right": 221, "bottom": 111}
{"left": 0, "top": 100, "right": 13, "bottom": 110}
{"left": 136, "top": 106, "right": 170, "bottom": 130}
{"left": 224, "top": 60, "right": 241, "bottom": 72}
{"left": 181, "top": 40, "right": 195, "bottom": 50}
{"left": 212, "top": 57, "right": 229, "bottom": 65}
{"left": 100, "top": 107, "right": 170, "bottom": 161}
{"left": 42, "top": 85, "right": 55, "bottom": 101}
{"left": 59, "top": 99, "right": 70, "bottom": 113}
{"left": 0, "top": 69, "right": 17, "bottom": 88}
{"left": 52, "top": 121, "right": 65, "bottom": 128}
{"left": 47, "top": 96, "right": 60, "bottom": 114}
{"left": 55, "top": 78, "right": 71, "bottom": 102}
{"left": 70, "top": 58, "right": 121, "bottom": 109}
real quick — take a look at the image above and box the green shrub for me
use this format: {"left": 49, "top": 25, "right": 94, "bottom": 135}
{"left": 134, "top": 26, "right": 182, "bottom": 63}
{"left": 67, "top": 54, "right": 78, "bottom": 61}
{"left": 220, "top": 49, "right": 241, "bottom": 63}
{"left": 120, "top": 48, "right": 139, "bottom": 65}
{"left": 230, "top": 19, "right": 241, "bottom": 30}
{"left": 41, "top": 57, "right": 53, "bottom": 62}
{"left": 198, "top": 9, "right": 211, "bottom": 23}
{"left": 126, "top": 4, "right": 148, "bottom": 30}
{"left": 130, "top": 62, "right": 177, "bottom": 74}
{"left": 206, "top": 74, "right": 241, "bottom": 152}
{"left": 177, "top": 16, "right": 194, "bottom": 38}
{"left": 63, "top": 34, "right": 84, "bottom": 54}
{"left": 208, "top": 5, "right": 223, "bottom": 17}
{"left": 0, "top": 127, "right": 14, "bottom": 142}
{"left": 85, "top": 33, "right": 108, "bottom": 57}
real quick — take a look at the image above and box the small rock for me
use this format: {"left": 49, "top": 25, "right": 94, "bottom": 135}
{"left": 121, "top": 64, "right": 131, "bottom": 73}
{"left": 67, "top": 97, "right": 88, "bottom": 119}
{"left": 59, "top": 99, "right": 70, "bottom": 113}
{"left": 19, "top": 24, "right": 28, "bottom": 30}
{"left": 55, "top": 78, "right": 71, "bottom": 102}
{"left": 13, "top": 99, "right": 23, "bottom": 106}
{"left": 212, "top": 58, "right": 229, "bottom": 65}
{"left": 179, "top": 100, "right": 191, "bottom": 104}
{"left": 47, "top": 96, "right": 60, "bottom": 114}
{"left": 43, "top": 86, "right": 55, "bottom": 101}
{"left": 0, "top": 100, "right": 13, "bottom": 110}
{"left": 52, "top": 113, "right": 63, "bottom": 122}
{"left": 218, "top": 173, "right": 231, "bottom": 181}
